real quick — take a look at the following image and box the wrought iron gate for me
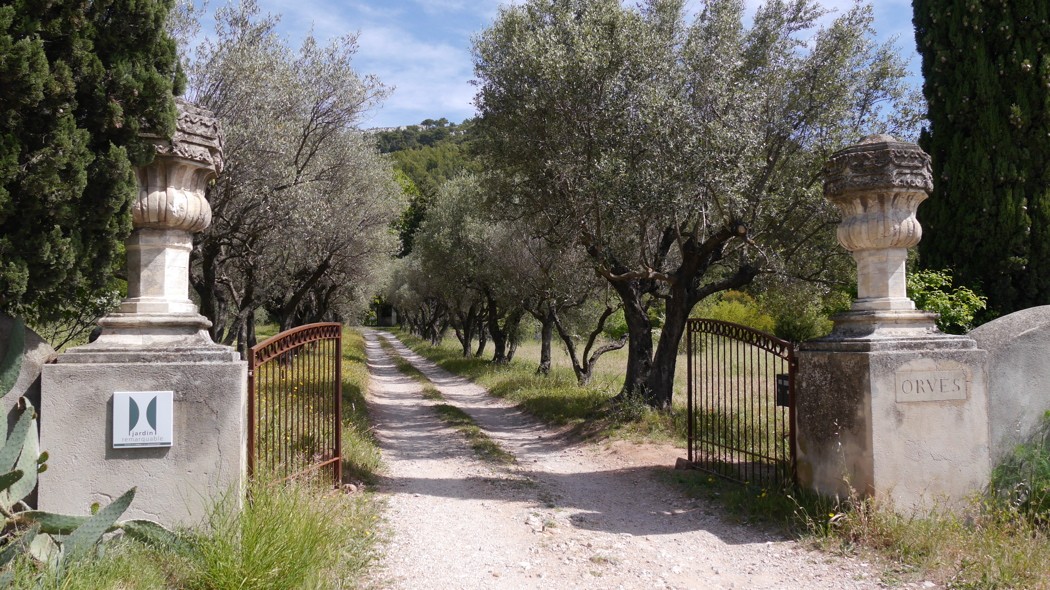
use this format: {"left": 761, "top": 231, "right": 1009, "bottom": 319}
{"left": 685, "top": 319, "right": 796, "bottom": 488}
{"left": 248, "top": 323, "right": 343, "bottom": 486}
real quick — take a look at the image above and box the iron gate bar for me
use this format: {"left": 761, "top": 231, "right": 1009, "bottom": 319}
{"left": 247, "top": 323, "right": 343, "bottom": 487}
{"left": 685, "top": 318, "right": 797, "bottom": 488}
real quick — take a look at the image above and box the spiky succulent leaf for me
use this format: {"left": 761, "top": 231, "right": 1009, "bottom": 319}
{"left": 18, "top": 511, "right": 91, "bottom": 535}
{"left": 63, "top": 487, "right": 135, "bottom": 559}
{"left": 0, "top": 404, "right": 34, "bottom": 473}
{"left": 0, "top": 469, "right": 23, "bottom": 494}
{"left": 120, "top": 519, "right": 177, "bottom": 547}
{"left": 1, "top": 415, "right": 38, "bottom": 507}
{"left": 0, "top": 319, "right": 24, "bottom": 400}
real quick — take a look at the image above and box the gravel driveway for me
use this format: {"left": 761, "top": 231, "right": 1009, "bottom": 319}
{"left": 363, "top": 329, "right": 888, "bottom": 590}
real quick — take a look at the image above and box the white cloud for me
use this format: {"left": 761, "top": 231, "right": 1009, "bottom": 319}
{"left": 355, "top": 25, "right": 477, "bottom": 126}
{"left": 241, "top": 0, "right": 918, "bottom": 127}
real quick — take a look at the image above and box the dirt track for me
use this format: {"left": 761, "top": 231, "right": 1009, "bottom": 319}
{"left": 363, "top": 329, "right": 890, "bottom": 589}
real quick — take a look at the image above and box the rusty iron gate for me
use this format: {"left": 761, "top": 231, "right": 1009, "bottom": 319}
{"left": 685, "top": 319, "right": 796, "bottom": 488}
{"left": 248, "top": 323, "right": 343, "bottom": 486}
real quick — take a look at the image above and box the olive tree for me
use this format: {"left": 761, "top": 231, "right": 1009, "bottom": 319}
{"left": 408, "top": 174, "right": 527, "bottom": 363}
{"left": 184, "top": 0, "right": 399, "bottom": 346}
{"left": 474, "top": 0, "right": 914, "bottom": 407}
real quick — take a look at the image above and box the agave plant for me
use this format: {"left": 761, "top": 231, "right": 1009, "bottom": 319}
{"left": 0, "top": 319, "right": 174, "bottom": 583}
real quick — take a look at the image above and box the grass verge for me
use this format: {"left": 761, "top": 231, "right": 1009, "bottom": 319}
{"left": 6, "top": 477, "right": 382, "bottom": 590}
{"left": 342, "top": 328, "right": 383, "bottom": 483}
{"left": 393, "top": 330, "right": 631, "bottom": 432}
{"left": 183, "top": 478, "right": 380, "bottom": 589}
{"left": 433, "top": 404, "right": 517, "bottom": 464}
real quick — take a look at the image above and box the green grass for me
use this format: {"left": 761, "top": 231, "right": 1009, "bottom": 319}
{"left": 669, "top": 460, "right": 1050, "bottom": 588}
{"left": 5, "top": 477, "right": 382, "bottom": 590}
{"left": 182, "top": 479, "right": 380, "bottom": 589}
{"left": 6, "top": 539, "right": 184, "bottom": 589}
{"left": 379, "top": 338, "right": 428, "bottom": 382}
{"left": 432, "top": 404, "right": 517, "bottom": 464}
{"left": 254, "top": 322, "right": 281, "bottom": 342}
{"left": 393, "top": 330, "right": 615, "bottom": 428}
{"left": 420, "top": 385, "right": 443, "bottom": 400}
{"left": 394, "top": 329, "right": 716, "bottom": 453}
{"left": 342, "top": 328, "right": 383, "bottom": 483}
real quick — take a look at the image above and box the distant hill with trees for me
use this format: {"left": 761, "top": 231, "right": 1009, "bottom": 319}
{"left": 374, "top": 119, "right": 480, "bottom": 257}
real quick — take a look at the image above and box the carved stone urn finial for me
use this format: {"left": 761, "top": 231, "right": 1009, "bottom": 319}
{"left": 822, "top": 134, "right": 938, "bottom": 335}
{"left": 92, "top": 100, "right": 225, "bottom": 350}
{"left": 132, "top": 99, "right": 223, "bottom": 233}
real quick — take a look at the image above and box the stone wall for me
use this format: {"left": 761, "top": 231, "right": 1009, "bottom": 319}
{"left": 970, "top": 306, "right": 1050, "bottom": 464}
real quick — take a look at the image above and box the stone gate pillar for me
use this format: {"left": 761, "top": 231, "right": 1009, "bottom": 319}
{"left": 795, "top": 135, "right": 990, "bottom": 510}
{"left": 40, "top": 101, "right": 247, "bottom": 525}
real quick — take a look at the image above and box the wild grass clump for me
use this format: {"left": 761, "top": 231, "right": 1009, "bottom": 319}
{"left": 184, "top": 479, "right": 380, "bottom": 589}
{"left": 342, "top": 328, "right": 383, "bottom": 482}
{"left": 6, "top": 477, "right": 383, "bottom": 590}
{"left": 991, "top": 411, "right": 1050, "bottom": 524}
{"left": 6, "top": 539, "right": 183, "bottom": 589}
{"left": 810, "top": 495, "right": 1050, "bottom": 589}
{"left": 670, "top": 469, "right": 1050, "bottom": 588}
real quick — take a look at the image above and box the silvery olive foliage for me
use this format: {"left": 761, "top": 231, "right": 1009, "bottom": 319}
{"left": 389, "top": 171, "right": 625, "bottom": 377}
{"left": 183, "top": 0, "right": 402, "bottom": 345}
{"left": 474, "top": 0, "right": 918, "bottom": 406}
{"left": 391, "top": 175, "right": 521, "bottom": 361}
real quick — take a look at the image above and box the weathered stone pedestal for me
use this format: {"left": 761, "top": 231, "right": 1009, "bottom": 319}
{"left": 796, "top": 136, "right": 990, "bottom": 510}
{"left": 41, "top": 354, "right": 245, "bottom": 523}
{"left": 39, "top": 102, "right": 246, "bottom": 526}
{"left": 798, "top": 333, "right": 989, "bottom": 509}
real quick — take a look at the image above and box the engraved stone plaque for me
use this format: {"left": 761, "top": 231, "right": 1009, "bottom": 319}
{"left": 895, "top": 370, "right": 968, "bottom": 402}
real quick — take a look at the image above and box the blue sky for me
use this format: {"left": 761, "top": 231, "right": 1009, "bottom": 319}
{"left": 251, "top": 0, "right": 919, "bottom": 129}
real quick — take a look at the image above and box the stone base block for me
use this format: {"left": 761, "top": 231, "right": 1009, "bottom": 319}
{"left": 797, "top": 337, "right": 989, "bottom": 511}
{"left": 40, "top": 357, "right": 246, "bottom": 526}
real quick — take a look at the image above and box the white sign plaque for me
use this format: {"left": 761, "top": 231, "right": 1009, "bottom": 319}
{"left": 112, "top": 391, "right": 174, "bottom": 448}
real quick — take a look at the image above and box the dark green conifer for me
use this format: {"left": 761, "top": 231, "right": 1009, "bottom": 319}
{"left": 0, "top": 0, "right": 181, "bottom": 322}
{"left": 914, "top": 0, "right": 1050, "bottom": 318}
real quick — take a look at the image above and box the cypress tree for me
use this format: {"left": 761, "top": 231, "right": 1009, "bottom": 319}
{"left": 914, "top": 0, "right": 1050, "bottom": 318}
{"left": 0, "top": 0, "right": 181, "bottom": 322}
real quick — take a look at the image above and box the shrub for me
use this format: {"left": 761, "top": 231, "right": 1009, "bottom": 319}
{"left": 992, "top": 411, "right": 1050, "bottom": 523}
{"left": 907, "top": 268, "right": 987, "bottom": 334}
{"left": 693, "top": 291, "right": 776, "bottom": 333}
{"left": 602, "top": 309, "right": 628, "bottom": 340}
{"left": 760, "top": 284, "right": 851, "bottom": 343}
